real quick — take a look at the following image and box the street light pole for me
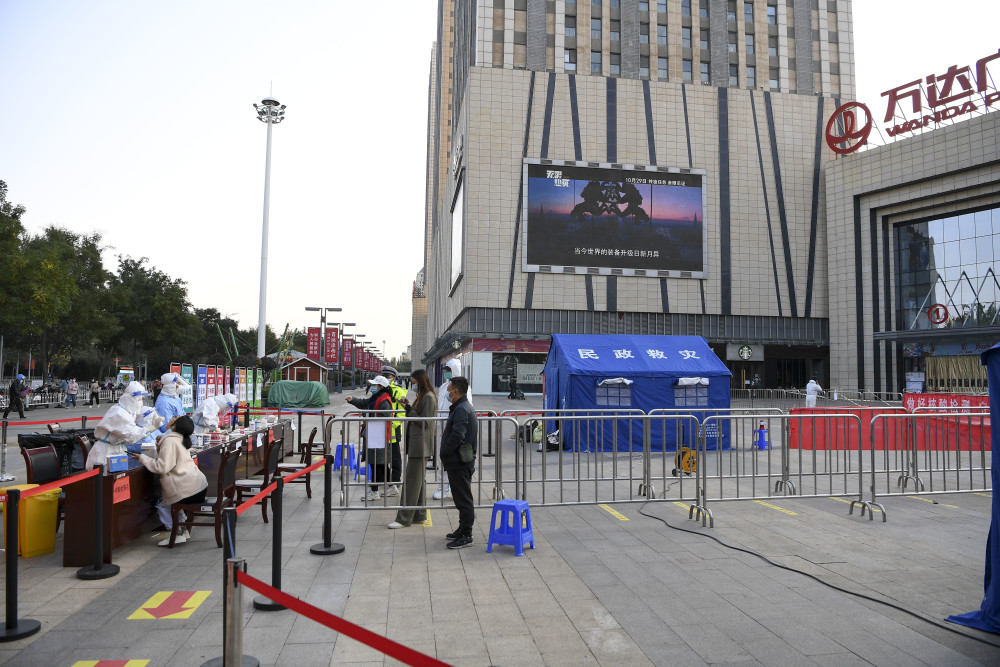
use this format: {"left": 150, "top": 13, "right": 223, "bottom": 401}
{"left": 254, "top": 97, "right": 287, "bottom": 358}
{"left": 305, "top": 307, "right": 341, "bottom": 391}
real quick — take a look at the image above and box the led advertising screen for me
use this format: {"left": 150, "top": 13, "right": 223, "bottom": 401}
{"left": 522, "top": 159, "right": 706, "bottom": 277}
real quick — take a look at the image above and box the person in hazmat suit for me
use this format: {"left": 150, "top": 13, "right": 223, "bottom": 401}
{"left": 154, "top": 372, "right": 189, "bottom": 434}
{"left": 86, "top": 381, "right": 164, "bottom": 470}
{"left": 191, "top": 393, "right": 237, "bottom": 435}
{"left": 432, "top": 358, "right": 473, "bottom": 500}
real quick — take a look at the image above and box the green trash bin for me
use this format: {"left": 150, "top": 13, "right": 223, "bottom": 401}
{"left": 0, "top": 483, "right": 60, "bottom": 557}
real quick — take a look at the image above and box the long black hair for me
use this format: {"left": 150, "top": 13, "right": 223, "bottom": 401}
{"left": 173, "top": 415, "right": 195, "bottom": 449}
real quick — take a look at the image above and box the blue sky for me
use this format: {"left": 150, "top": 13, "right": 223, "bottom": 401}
{"left": 0, "top": 1, "right": 994, "bottom": 361}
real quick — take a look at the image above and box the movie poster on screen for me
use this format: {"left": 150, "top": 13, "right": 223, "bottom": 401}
{"left": 180, "top": 363, "right": 194, "bottom": 412}
{"left": 522, "top": 159, "right": 707, "bottom": 277}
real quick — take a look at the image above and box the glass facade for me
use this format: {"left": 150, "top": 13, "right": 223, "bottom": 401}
{"left": 895, "top": 206, "right": 1000, "bottom": 331}
{"left": 491, "top": 353, "right": 546, "bottom": 394}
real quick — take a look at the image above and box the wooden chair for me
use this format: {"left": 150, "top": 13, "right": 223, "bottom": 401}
{"left": 168, "top": 443, "right": 242, "bottom": 548}
{"left": 19, "top": 444, "right": 65, "bottom": 532}
{"left": 234, "top": 435, "right": 284, "bottom": 523}
{"left": 73, "top": 435, "right": 93, "bottom": 471}
{"left": 275, "top": 427, "right": 322, "bottom": 498}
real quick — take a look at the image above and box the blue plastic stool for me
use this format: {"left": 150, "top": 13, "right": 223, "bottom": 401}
{"left": 355, "top": 461, "right": 373, "bottom": 481}
{"left": 487, "top": 499, "right": 535, "bottom": 556}
{"left": 334, "top": 443, "right": 357, "bottom": 472}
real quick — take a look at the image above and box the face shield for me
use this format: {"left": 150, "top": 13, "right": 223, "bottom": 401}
{"left": 119, "top": 381, "right": 148, "bottom": 414}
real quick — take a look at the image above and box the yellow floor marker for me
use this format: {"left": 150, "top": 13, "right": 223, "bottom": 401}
{"left": 73, "top": 662, "right": 150, "bottom": 667}
{"left": 905, "top": 495, "right": 959, "bottom": 509}
{"left": 974, "top": 492, "right": 992, "bottom": 498}
{"left": 599, "top": 504, "right": 629, "bottom": 521}
{"left": 829, "top": 497, "right": 881, "bottom": 512}
{"left": 752, "top": 500, "right": 798, "bottom": 515}
{"left": 423, "top": 511, "right": 432, "bottom": 527}
{"left": 128, "top": 591, "right": 211, "bottom": 620}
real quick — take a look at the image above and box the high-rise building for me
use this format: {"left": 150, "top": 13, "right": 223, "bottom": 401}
{"left": 413, "top": 0, "right": 1000, "bottom": 396}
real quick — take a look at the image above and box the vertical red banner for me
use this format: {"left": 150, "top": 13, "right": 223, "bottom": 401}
{"left": 224, "top": 367, "right": 231, "bottom": 394}
{"left": 325, "top": 327, "right": 339, "bottom": 364}
{"left": 307, "top": 327, "right": 321, "bottom": 361}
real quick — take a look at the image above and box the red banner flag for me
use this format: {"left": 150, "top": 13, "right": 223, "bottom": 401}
{"left": 325, "top": 327, "right": 339, "bottom": 364}
{"left": 307, "top": 327, "right": 321, "bottom": 361}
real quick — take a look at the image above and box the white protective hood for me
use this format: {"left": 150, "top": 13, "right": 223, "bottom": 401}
{"left": 159, "top": 372, "right": 189, "bottom": 398}
{"left": 438, "top": 358, "right": 472, "bottom": 410}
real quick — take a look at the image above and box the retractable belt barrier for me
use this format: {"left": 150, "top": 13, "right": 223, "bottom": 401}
{"left": 207, "top": 439, "right": 449, "bottom": 666}
{"left": 1, "top": 464, "right": 117, "bottom": 644}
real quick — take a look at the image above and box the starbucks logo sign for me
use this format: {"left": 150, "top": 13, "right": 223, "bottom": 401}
{"left": 738, "top": 345, "right": 753, "bottom": 361}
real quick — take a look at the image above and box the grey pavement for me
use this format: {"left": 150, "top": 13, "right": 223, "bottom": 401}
{"left": 1, "top": 390, "right": 999, "bottom": 665}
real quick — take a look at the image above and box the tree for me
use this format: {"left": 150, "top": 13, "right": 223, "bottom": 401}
{"left": 107, "top": 256, "right": 201, "bottom": 373}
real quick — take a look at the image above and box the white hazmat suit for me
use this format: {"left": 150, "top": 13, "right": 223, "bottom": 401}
{"left": 805, "top": 379, "right": 823, "bottom": 408}
{"left": 192, "top": 393, "right": 236, "bottom": 435}
{"left": 87, "top": 381, "right": 164, "bottom": 470}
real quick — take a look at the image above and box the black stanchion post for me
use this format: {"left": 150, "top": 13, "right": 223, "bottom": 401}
{"left": 0, "top": 489, "right": 41, "bottom": 641}
{"left": 483, "top": 418, "right": 495, "bottom": 458}
{"left": 297, "top": 412, "right": 303, "bottom": 453}
{"left": 78, "top": 464, "right": 120, "bottom": 580}
{"left": 254, "top": 479, "right": 286, "bottom": 611}
{"left": 243, "top": 407, "right": 250, "bottom": 428}
{"left": 310, "top": 454, "right": 344, "bottom": 555}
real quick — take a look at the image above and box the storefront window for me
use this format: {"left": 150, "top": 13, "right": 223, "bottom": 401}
{"left": 492, "top": 353, "right": 547, "bottom": 393}
{"left": 896, "top": 205, "right": 999, "bottom": 330}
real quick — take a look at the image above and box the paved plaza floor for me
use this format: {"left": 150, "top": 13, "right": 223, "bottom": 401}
{"left": 1, "top": 391, "right": 999, "bottom": 665}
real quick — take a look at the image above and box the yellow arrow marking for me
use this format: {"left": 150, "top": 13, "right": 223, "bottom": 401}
{"left": 905, "top": 495, "right": 958, "bottom": 509}
{"left": 73, "top": 662, "right": 151, "bottom": 667}
{"left": 599, "top": 504, "right": 629, "bottom": 521}
{"left": 128, "top": 591, "right": 211, "bottom": 620}
{"left": 752, "top": 500, "right": 798, "bottom": 515}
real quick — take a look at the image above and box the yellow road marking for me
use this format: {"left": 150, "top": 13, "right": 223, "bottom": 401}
{"left": 752, "top": 500, "right": 798, "bottom": 515}
{"left": 829, "top": 497, "right": 881, "bottom": 512}
{"left": 423, "top": 511, "right": 432, "bottom": 527}
{"left": 673, "top": 501, "right": 692, "bottom": 512}
{"left": 599, "top": 504, "right": 629, "bottom": 521}
{"left": 905, "top": 495, "right": 959, "bottom": 509}
{"left": 973, "top": 492, "right": 992, "bottom": 498}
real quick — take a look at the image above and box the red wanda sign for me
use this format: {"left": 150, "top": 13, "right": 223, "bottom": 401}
{"left": 827, "top": 48, "right": 1000, "bottom": 154}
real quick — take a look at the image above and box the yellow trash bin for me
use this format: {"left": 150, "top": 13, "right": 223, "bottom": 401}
{"left": 0, "top": 483, "right": 60, "bottom": 557}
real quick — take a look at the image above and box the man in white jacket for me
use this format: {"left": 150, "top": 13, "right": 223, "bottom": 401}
{"left": 432, "top": 358, "right": 473, "bottom": 500}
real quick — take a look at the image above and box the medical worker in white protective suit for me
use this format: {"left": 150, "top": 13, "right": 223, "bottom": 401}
{"left": 154, "top": 372, "right": 189, "bottom": 434}
{"left": 86, "top": 381, "right": 164, "bottom": 470}
{"left": 432, "top": 358, "right": 473, "bottom": 500}
{"left": 805, "top": 378, "right": 823, "bottom": 408}
{"left": 192, "top": 393, "right": 237, "bottom": 435}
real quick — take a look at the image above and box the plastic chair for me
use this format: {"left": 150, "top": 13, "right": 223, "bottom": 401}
{"left": 234, "top": 436, "right": 284, "bottom": 523}
{"left": 486, "top": 499, "right": 535, "bottom": 556}
{"left": 19, "top": 444, "right": 64, "bottom": 532}
{"left": 169, "top": 444, "right": 242, "bottom": 548}
{"left": 275, "top": 427, "right": 322, "bottom": 498}
{"left": 333, "top": 443, "right": 357, "bottom": 473}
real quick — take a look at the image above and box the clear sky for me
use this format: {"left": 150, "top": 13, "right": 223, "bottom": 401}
{"left": 0, "top": 1, "right": 995, "bottom": 363}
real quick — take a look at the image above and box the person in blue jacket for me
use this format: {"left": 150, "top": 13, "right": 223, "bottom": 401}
{"left": 154, "top": 372, "right": 189, "bottom": 434}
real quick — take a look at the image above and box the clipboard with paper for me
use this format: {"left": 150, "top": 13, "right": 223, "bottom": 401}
{"left": 365, "top": 419, "right": 389, "bottom": 449}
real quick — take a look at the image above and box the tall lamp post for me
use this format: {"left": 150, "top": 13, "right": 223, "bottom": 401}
{"left": 253, "top": 96, "right": 287, "bottom": 358}
{"left": 353, "top": 334, "right": 366, "bottom": 389}
{"left": 305, "top": 307, "right": 341, "bottom": 390}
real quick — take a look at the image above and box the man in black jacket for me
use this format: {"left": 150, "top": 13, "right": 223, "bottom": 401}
{"left": 3, "top": 374, "right": 28, "bottom": 419}
{"left": 440, "top": 376, "right": 477, "bottom": 549}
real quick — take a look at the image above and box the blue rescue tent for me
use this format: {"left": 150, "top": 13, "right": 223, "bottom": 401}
{"left": 542, "top": 334, "right": 732, "bottom": 452}
{"left": 946, "top": 341, "right": 1000, "bottom": 633}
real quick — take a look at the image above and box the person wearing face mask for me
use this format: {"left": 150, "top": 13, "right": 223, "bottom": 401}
{"left": 432, "top": 358, "right": 473, "bottom": 500}
{"left": 154, "top": 372, "right": 189, "bottom": 434}
{"left": 191, "top": 393, "right": 236, "bottom": 435}
{"left": 87, "top": 381, "right": 164, "bottom": 469}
